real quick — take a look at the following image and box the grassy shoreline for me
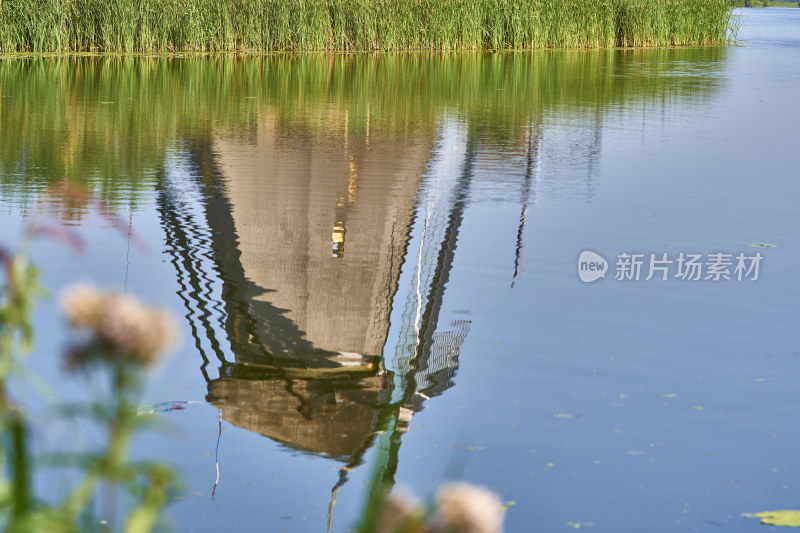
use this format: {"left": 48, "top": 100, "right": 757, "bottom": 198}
{"left": 0, "top": 0, "right": 734, "bottom": 53}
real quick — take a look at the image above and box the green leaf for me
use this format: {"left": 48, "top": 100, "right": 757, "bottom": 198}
{"left": 745, "top": 510, "right": 800, "bottom": 527}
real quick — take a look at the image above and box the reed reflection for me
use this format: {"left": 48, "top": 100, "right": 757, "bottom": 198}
{"left": 1, "top": 49, "right": 727, "bottom": 211}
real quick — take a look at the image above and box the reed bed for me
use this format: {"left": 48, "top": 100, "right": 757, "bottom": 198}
{"left": 0, "top": 0, "right": 734, "bottom": 53}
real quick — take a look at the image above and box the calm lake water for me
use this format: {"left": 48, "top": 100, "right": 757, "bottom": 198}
{"left": 1, "top": 8, "right": 799, "bottom": 533}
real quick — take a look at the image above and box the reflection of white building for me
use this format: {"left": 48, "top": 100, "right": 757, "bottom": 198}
{"left": 157, "top": 111, "right": 442, "bottom": 462}
{"left": 155, "top": 114, "right": 490, "bottom": 499}
{"left": 385, "top": 116, "right": 474, "bottom": 409}
{"left": 157, "top": 106, "right": 607, "bottom": 449}
{"left": 210, "top": 114, "right": 425, "bottom": 363}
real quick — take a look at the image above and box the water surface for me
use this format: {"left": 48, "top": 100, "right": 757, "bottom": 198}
{"left": 1, "top": 9, "right": 799, "bottom": 532}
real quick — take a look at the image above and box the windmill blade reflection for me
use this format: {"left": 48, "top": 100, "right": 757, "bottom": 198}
{"left": 389, "top": 115, "right": 475, "bottom": 412}
{"left": 354, "top": 117, "right": 476, "bottom": 530}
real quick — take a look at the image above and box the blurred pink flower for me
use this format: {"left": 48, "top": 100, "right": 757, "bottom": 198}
{"left": 380, "top": 487, "right": 428, "bottom": 533}
{"left": 61, "top": 284, "right": 176, "bottom": 368}
{"left": 433, "top": 482, "right": 504, "bottom": 533}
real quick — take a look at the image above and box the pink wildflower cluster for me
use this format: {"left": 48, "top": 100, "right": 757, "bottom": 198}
{"left": 61, "top": 284, "right": 176, "bottom": 369}
{"left": 380, "top": 482, "right": 504, "bottom": 533}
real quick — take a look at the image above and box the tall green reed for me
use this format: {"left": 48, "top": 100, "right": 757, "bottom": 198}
{"left": 0, "top": 0, "right": 735, "bottom": 53}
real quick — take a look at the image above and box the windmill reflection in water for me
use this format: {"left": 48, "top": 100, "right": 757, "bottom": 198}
{"left": 157, "top": 116, "right": 485, "bottom": 528}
